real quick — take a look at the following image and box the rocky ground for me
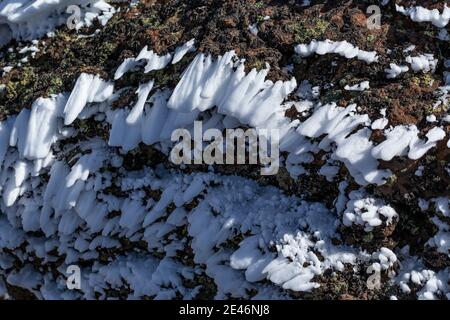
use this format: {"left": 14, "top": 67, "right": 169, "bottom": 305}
{"left": 0, "top": 0, "right": 449, "bottom": 300}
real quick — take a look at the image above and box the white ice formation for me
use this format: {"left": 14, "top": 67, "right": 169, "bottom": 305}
{"left": 396, "top": 4, "right": 450, "bottom": 28}
{"left": 0, "top": 0, "right": 116, "bottom": 47}
{"left": 294, "top": 40, "right": 379, "bottom": 64}
{"left": 0, "top": 36, "right": 449, "bottom": 299}
{"left": 385, "top": 63, "right": 409, "bottom": 79}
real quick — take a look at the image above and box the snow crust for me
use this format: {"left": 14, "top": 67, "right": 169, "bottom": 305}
{"left": 406, "top": 54, "right": 438, "bottom": 73}
{"left": 396, "top": 4, "right": 450, "bottom": 28}
{"left": 294, "top": 40, "right": 379, "bottom": 64}
{"left": 0, "top": 0, "right": 115, "bottom": 47}
{"left": 343, "top": 190, "right": 398, "bottom": 232}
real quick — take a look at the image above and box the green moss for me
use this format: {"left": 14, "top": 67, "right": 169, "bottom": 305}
{"left": 363, "top": 233, "right": 374, "bottom": 243}
{"left": 423, "top": 30, "right": 435, "bottom": 38}
{"left": 385, "top": 174, "right": 397, "bottom": 186}
{"left": 5, "top": 67, "right": 37, "bottom": 100}
{"left": 97, "top": 41, "right": 119, "bottom": 64}
{"left": 367, "top": 34, "right": 376, "bottom": 42}
{"left": 424, "top": 103, "right": 442, "bottom": 114}
{"left": 140, "top": 15, "right": 162, "bottom": 29}
{"left": 286, "top": 18, "right": 330, "bottom": 43}
{"left": 411, "top": 76, "right": 420, "bottom": 86}
{"left": 247, "top": 59, "right": 266, "bottom": 71}
{"left": 256, "top": 15, "right": 267, "bottom": 24}
{"left": 253, "top": 1, "right": 265, "bottom": 9}
{"left": 47, "top": 77, "right": 64, "bottom": 95}
{"left": 421, "top": 73, "right": 434, "bottom": 87}
{"left": 331, "top": 276, "right": 349, "bottom": 294}
{"left": 5, "top": 82, "right": 18, "bottom": 100}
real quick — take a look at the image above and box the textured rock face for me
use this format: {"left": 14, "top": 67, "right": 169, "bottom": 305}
{"left": 0, "top": 0, "right": 449, "bottom": 300}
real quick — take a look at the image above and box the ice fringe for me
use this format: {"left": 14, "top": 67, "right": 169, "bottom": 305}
{"left": 2, "top": 48, "right": 447, "bottom": 190}
{"left": 172, "top": 38, "right": 196, "bottom": 64}
{"left": 295, "top": 103, "right": 390, "bottom": 185}
{"left": 371, "top": 125, "right": 446, "bottom": 161}
{"left": 294, "top": 40, "right": 379, "bottom": 64}
{"left": 114, "top": 39, "right": 196, "bottom": 80}
{"left": 113, "top": 50, "right": 409, "bottom": 185}
{"left": 0, "top": 125, "right": 360, "bottom": 298}
{"left": 0, "top": 42, "right": 449, "bottom": 298}
{"left": 63, "top": 73, "right": 114, "bottom": 125}
{"left": 396, "top": 4, "right": 450, "bottom": 28}
{"left": 166, "top": 51, "right": 297, "bottom": 127}
{"left": 1, "top": 46, "right": 448, "bottom": 191}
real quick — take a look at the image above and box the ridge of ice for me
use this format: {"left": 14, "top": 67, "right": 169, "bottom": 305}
{"left": 294, "top": 40, "right": 379, "bottom": 64}
{"left": 396, "top": 4, "right": 450, "bottom": 28}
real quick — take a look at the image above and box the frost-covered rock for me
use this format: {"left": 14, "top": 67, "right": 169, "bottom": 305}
{"left": 1, "top": 27, "right": 449, "bottom": 299}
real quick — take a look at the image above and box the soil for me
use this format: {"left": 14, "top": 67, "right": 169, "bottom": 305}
{"left": 0, "top": 0, "right": 449, "bottom": 300}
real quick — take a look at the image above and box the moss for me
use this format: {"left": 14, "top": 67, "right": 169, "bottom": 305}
{"left": 140, "top": 15, "right": 162, "bottom": 29}
{"left": 47, "top": 77, "right": 64, "bottom": 95}
{"left": 253, "top": 1, "right": 265, "bottom": 9}
{"left": 246, "top": 59, "right": 266, "bottom": 71}
{"left": 256, "top": 15, "right": 267, "bottom": 24}
{"left": 424, "top": 102, "right": 445, "bottom": 114}
{"left": 362, "top": 232, "right": 374, "bottom": 243}
{"left": 410, "top": 74, "right": 437, "bottom": 98}
{"left": 286, "top": 18, "right": 330, "bottom": 43}
{"left": 150, "top": 68, "right": 175, "bottom": 87}
{"left": 419, "top": 73, "right": 435, "bottom": 87}
{"left": 98, "top": 41, "right": 119, "bottom": 64}
{"left": 5, "top": 81, "right": 18, "bottom": 100}
{"left": 367, "top": 34, "right": 376, "bottom": 42}
{"left": 5, "top": 67, "right": 38, "bottom": 101}
{"left": 423, "top": 30, "right": 435, "bottom": 38}
{"left": 385, "top": 174, "right": 398, "bottom": 187}
{"left": 330, "top": 276, "right": 349, "bottom": 295}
